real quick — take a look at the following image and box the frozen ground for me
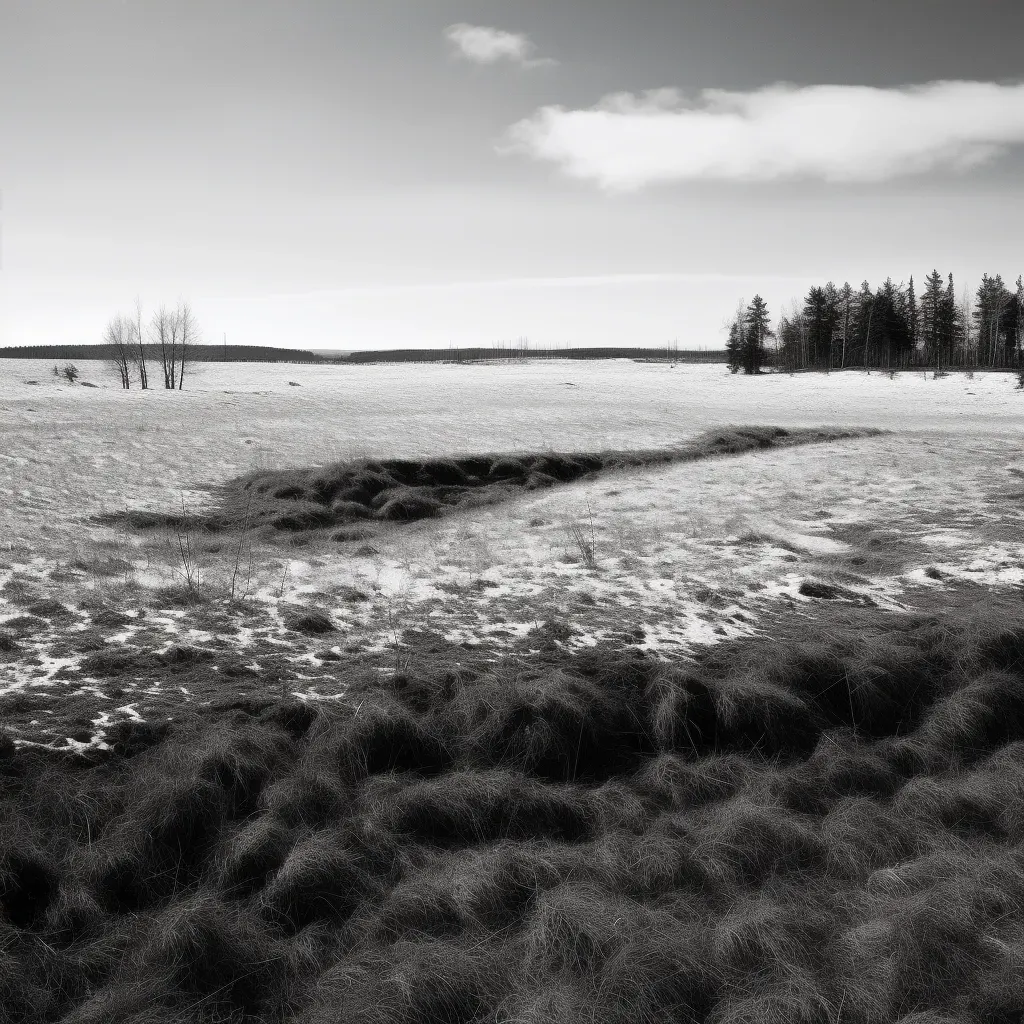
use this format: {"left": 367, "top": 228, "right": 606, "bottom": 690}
{"left": 0, "top": 358, "right": 1021, "bottom": 749}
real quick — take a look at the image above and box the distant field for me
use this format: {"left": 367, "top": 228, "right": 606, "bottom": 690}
{"left": 1, "top": 358, "right": 1022, "bottom": 1023}
{"left": 1, "top": 358, "right": 1022, "bottom": 743}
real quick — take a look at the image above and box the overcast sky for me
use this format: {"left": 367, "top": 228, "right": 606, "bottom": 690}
{"left": 2, "top": 0, "right": 1023, "bottom": 351}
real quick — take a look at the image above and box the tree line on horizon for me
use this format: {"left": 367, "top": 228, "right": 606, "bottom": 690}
{"left": 726, "top": 272, "right": 1024, "bottom": 375}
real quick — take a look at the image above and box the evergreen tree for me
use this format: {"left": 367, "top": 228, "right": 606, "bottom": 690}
{"left": 777, "top": 312, "right": 804, "bottom": 373}
{"left": 872, "top": 279, "right": 911, "bottom": 368}
{"left": 940, "top": 273, "right": 959, "bottom": 370}
{"left": 920, "top": 269, "right": 945, "bottom": 367}
{"left": 725, "top": 318, "right": 743, "bottom": 374}
{"left": 837, "top": 283, "right": 855, "bottom": 369}
{"left": 802, "top": 286, "right": 828, "bottom": 367}
{"left": 1007, "top": 275, "right": 1023, "bottom": 364}
{"left": 974, "top": 274, "right": 1013, "bottom": 366}
{"left": 801, "top": 285, "right": 840, "bottom": 368}
{"left": 743, "top": 295, "right": 774, "bottom": 374}
{"left": 907, "top": 275, "right": 919, "bottom": 356}
{"left": 852, "top": 280, "right": 875, "bottom": 366}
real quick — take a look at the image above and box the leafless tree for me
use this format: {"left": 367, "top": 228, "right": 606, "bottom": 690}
{"left": 176, "top": 300, "right": 200, "bottom": 390}
{"left": 104, "top": 314, "right": 134, "bottom": 389}
{"left": 153, "top": 305, "right": 179, "bottom": 389}
{"left": 132, "top": 296, "right": 149, "bottom": 389}
{"left": 151, "top": 300, "right": 201, "bottom": 389}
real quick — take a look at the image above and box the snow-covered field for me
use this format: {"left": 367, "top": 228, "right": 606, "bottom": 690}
{"left": 1, "top": 358, "right": 1021, "bottom": 749}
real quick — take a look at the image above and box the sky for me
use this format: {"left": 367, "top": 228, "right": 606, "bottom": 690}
{"left": 2, "top": 0, "right": 1023, "bottom": 352}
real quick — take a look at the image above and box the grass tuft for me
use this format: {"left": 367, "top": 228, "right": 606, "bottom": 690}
{"left": 1, "top": 588, "right": 1022, "bottom": 1021}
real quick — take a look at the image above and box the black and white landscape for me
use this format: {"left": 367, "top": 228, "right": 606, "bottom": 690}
{"left": 1, "top": 3, "right": 1023, "bottom": 1023}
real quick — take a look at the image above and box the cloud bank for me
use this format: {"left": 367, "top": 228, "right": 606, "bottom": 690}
{"left": 445, "top": 23, "right": 553, "bottom": 67}
{"left": 502, "top": 80, "right": 1024, "bottom": 188}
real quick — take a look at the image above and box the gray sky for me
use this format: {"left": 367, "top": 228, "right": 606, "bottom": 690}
{"left": 2, "top": 0, "right": 1023, "bottom": 350}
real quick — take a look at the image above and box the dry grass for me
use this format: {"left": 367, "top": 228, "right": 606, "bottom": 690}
{"left": 1, "top": 593, "right": 1023, "bottom": 1022}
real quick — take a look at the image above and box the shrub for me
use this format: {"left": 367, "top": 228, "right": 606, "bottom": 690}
{"left": 53, "top": 362, "right": 80, "bottom": 383}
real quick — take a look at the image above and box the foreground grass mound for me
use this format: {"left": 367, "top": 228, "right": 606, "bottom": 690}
{"left": 97, "top": 425, "right": 881, "bottom": 535}
{"left": 2, "top": 595, "right": 1023, "bottom": 1022}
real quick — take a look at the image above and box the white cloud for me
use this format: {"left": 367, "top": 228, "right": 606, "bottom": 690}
{"left": 501, "top": 80, "right": 1024, "bottom": 189}
{"left": 445, "top": 23, "right": 553, "bottom": 67}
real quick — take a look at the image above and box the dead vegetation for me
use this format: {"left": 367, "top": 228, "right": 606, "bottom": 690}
{"left": 1, "top": 593, "right": 1023, "bottom": 1022}
{"left": 96, "top": 426, "right": 882, "bottom": 540}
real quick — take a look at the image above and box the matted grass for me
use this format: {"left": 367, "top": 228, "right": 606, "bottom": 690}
{"left": 1, "top": 592, "right": 1023, "bottom": 1023}
{"left": 95, "top": 425, "right": 878, "bottom": 536}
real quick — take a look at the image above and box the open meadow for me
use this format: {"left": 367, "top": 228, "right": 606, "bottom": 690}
{"left": 2, "top": 357, "right": 1023, "bottom": 1023}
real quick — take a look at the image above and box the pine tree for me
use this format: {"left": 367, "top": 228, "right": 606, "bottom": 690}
{"left": 1007, "top": 275, "right": 1023, "bottom": 365}
{"left": 725, "top": 318, "right": 743, "bottom": 374}
{"left": 802, "top": 287, "right": 827, "bottom": 367}
{"left": 853, "top": 280, "right": 875, "bottom": 367}
{"left": 919, "top": 269, "right": 945, "bottom": 368}
{"left": 838, "top": 283, "right": 854, "bottom": 369}
{"left": 872, "top": 279, "right": 911, "bottom": 368}
{"left": 743, "top": 295, "right": 774, "bottom": 375}
{"left": 974, "top": 275, "right": 1014, "bottom": 366}
{"left": 940, "top": 273, "right": 959, "bottom": 371}
{"left": 907, "top": 275, "right": 919, "bottom": 358}
{"left": 777, "top": 311, "right": 804, "bottom": 373}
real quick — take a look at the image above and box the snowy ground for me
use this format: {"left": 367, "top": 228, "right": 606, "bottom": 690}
{"left": 1, "top": 359, "right": 1021, "bottom": 749}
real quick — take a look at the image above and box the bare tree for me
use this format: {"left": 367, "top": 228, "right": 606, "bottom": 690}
{"left": 153, "top": 305, "right": 181, "bottom": 389}
{"left": 132, "top": 296, "right": 149, "bottom": 389}
{"left": 151, "top": 300, "right": 201, "bottom": 388}
{"left": 176, "top": 300, "right": 200, "bottom": 390}
{"left": 104, "top": 314, "right": 134, "bottom": 389}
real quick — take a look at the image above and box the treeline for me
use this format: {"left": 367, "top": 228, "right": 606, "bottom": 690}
{"left": 0, "top": 343, "right": 325, "bottom": 364}
{"left": 726, "top": 272, "right": 1024, "bottom": 374}
{"left": 342, "top": 344, "right": 727, "bottom": 364}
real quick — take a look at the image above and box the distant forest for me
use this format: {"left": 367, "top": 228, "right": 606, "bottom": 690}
{"left": 0, "top": 342, "right": 728, "bottom": 366}
{"left": 726, "top": 271, "right": 1024, "bottom": 374}
{"left": 0, "top": 343, "right": 326, "bottom": 364}
{"left": 343, "top": 344, "right": 726, "bottom": 364}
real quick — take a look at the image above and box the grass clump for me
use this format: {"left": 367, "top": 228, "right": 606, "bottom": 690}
{"left": 282, "top": 606, "right": 337, "bottom": 635}
{"left": 0, "top": 591, "right": 1022, "bottom": 1021}
{"left": 97, "top": 425, "right": 884, "bottom": 539}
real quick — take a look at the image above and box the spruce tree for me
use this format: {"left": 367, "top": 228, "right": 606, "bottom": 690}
{"left": 940, "top": 273, "right": 959, "bottom": 371}
{"left": 725, "top": 318, "right": 743, "bottom": 374}
{"left": 1006, "top": 275, "right": 1023, "bottom": 366}
{"left": 743, "top": 295, "right": 774, "bottom": 374}
{"left": 854, "top": 280, "right": 875, "bottom": 366}
{"left": 920, "top": 269, "right": 945, "bottom": 368}
{"left": 907, "top": 275, "right": 919, "bottom": 360}
{"left": 838, "top": 283, "right": 854, "bottom": 369}
{"left": 974, "top": 274, "right": 1012, "bottom": 366}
